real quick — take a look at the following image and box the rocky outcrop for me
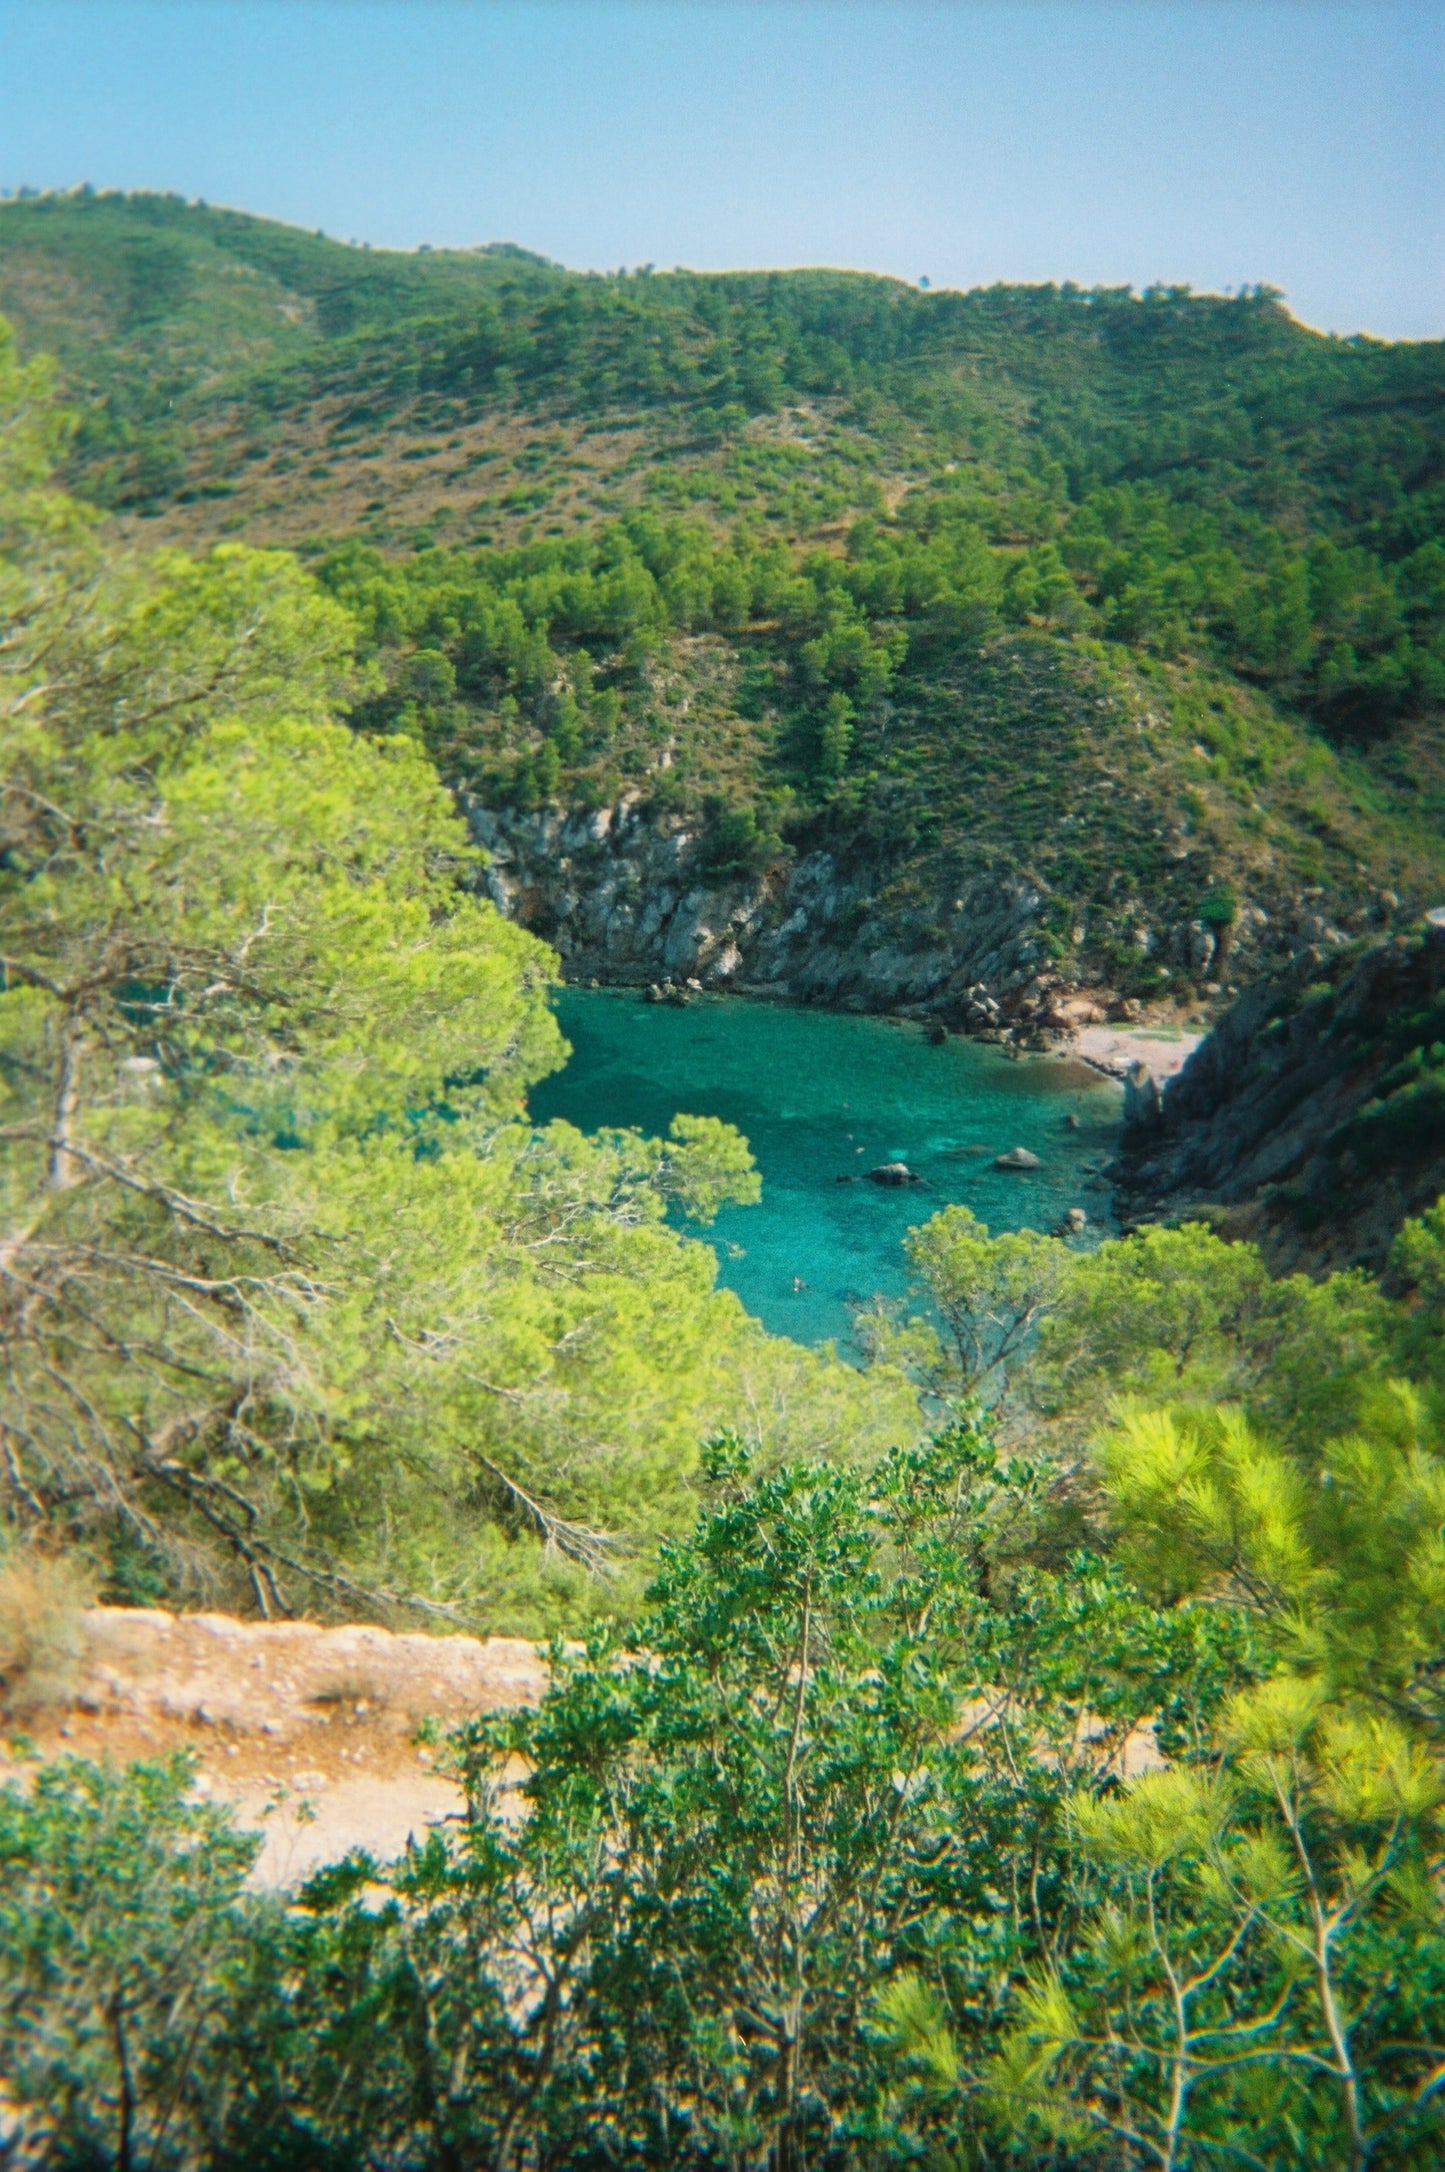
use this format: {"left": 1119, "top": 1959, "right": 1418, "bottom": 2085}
{"left": 1114, "top": 923, "right": 1445, "bottom": 1273}
{"left": 864, "top": 1162, "right": 921, "bottom": 1187}
{"left": 1122, "top": 1059, "right": 1164, "bottom": 1130}
{"left": 466, "top": 796, "right": 1378, "bottom": 1038}
{"left": 468, "top": 796, "right": 1097, "bottom": 1034}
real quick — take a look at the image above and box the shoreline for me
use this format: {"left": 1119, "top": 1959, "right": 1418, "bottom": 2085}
{"left": 565, "top": 976, "right": 1207, "bottom": 1093}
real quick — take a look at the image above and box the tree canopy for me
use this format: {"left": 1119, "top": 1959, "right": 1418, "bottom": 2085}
{"left": 0, "top": 326, "right": 915, "bottom": 1629}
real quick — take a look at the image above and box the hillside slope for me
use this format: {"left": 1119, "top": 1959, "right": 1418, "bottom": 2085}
{"left": 3, "top": 189, "right": 1442, "bottom": 1022}
{"left": 1115, "top": 919, "right": 1445, "bottom": 1270}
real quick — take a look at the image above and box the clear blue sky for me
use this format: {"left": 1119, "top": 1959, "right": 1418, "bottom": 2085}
{"left": 1, "top": 1, "right": 1440, "bottom": 339}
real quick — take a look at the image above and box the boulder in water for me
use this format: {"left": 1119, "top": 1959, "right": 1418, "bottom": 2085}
{"left": 864, "top": 1161, "right": 921, "bottom": 1187}
{"left": 994, "top": 1146, "right": 1042, "bottom": 1171}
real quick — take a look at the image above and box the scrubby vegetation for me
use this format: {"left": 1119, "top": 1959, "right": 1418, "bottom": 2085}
{"left": 6, "top": 1313, "right": 1445, "bottom": 2164}
{"left": 2, "top": 206, "right": 1444, "bottom": 2164}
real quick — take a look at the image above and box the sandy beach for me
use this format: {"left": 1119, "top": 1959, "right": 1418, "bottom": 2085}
{"left": 1063, "top": 1022, "right": 1205, "bottom": 1087}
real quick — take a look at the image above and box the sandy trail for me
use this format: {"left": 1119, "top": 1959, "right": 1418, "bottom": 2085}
{"left": 4, "top": 1606, "right": 1165, "bottom": 1884}
{"left": 4, "top": 1607, "right": 545, "bottom": 1886}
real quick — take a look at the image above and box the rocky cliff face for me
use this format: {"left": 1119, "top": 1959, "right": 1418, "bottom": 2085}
{"left": 467, "top": 797, "right": 1272, "bottom": 1039}
{"left": 469, "top": 797, "right": 1076, "bottom": 1030}
{"left": 468, "top": 795, "right": 1376, "bottom": 1041}
{"left": 469, "top": 796, "right": 1442, "bottom": 1270}
{"left": 1114, "top": 923, "right": 1445, "bottom": 1273}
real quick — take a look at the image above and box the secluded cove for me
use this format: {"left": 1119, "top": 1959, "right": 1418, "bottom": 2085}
{"left": 529, "top": 990, "right": 1122, "bottom": 1349}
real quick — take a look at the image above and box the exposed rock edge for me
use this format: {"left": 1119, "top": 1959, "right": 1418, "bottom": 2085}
{"left": 1114, "top": 924, "right": 1445, "bottom": 1273}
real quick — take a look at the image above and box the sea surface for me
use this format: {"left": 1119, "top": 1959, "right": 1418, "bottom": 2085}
{"left": 529, "top": 989, "right": 1122, "bottom": 1351}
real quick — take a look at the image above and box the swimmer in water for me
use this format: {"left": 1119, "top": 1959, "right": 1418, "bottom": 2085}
{"left": 792, "top": 1275, "right": 810, "bottom": 1293}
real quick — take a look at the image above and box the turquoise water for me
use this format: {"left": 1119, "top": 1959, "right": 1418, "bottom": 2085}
{"left": 529, "top": 991, "right": 1122, "bottom": 1350}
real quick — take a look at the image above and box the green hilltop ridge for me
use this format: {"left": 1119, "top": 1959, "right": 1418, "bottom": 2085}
{"left": 1, "top": 187, "right": 1442, "bottom": 1006}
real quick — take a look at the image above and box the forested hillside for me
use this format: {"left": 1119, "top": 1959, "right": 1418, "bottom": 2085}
{"left": 2, "top": 189, "right": 1442, "bottom": 1009}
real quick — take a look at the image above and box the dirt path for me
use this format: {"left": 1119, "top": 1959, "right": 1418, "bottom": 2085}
{"left": 3, "top": 1607, "right": 546, "bottom": 1886}
{"left": 3, "top": 1606, "right": 1167, "bottom": 1884}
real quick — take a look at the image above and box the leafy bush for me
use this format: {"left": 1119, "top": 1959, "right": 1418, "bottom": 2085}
{"left": 1197, "top": 881, "right": 1239, "bottom": 927}
{"left": 0, "top": 1758, "right": 274, "bottom": 2168}
{"left": 3, "top": 1331, "right": 1444, "bottom": 2166}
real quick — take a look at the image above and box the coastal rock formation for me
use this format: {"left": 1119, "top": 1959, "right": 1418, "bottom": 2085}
{"left": 1122, "top": 1059, "right": 1164, "bottom": 1129}
{"left": 864, "top": 1161, "right": 921, "bottom": 1187}
{"left": 466, "top": 797, "right": 1068, "bottom": 1028}
{"left": 465, "top": 797, "right": 1376, "bottom": 1043}
{"left": 1114, "top": 923, "right": 1445, "bottom": 1273}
